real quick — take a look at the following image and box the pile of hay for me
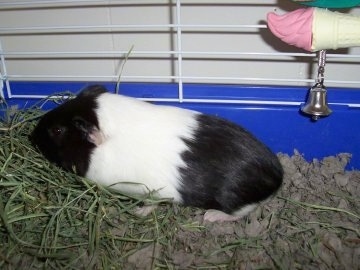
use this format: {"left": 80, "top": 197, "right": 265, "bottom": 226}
{"left": 1, "top": 105, "right": 359, "bottom": 269}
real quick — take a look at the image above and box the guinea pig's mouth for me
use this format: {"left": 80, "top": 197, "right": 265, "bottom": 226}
{"left": 29, "top": 131, "right": 38, "bottom": 148}
{"left": 29, "top": 126, "right": 42, "bottom": 148}
{"left": 29, "top": 126, "right": 50, "bottom": 156}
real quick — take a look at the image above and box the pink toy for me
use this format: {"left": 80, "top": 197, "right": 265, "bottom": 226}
{"left": 267, "top": 8, "right": 360, "bottom": 52}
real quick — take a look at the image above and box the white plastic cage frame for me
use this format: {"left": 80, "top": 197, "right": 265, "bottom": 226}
{"left": 0, "top": 0, "right": 360, "bottom": 106}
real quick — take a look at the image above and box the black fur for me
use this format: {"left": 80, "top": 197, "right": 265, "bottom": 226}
{"left": 31, "top": 85, "right": 107, "bottom": 176}
{"left": 178, "top": 114, "right": 283, "bottom": 214}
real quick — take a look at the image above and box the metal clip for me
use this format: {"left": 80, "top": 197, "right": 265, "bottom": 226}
{"left": 316, "top": 50, "right": 326, "bottom": 85}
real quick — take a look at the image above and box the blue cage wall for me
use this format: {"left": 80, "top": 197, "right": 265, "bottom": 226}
{"left": 2, "top": 81, "right": 360, "bottom": 170}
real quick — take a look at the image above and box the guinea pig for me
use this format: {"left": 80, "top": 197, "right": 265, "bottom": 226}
{"left": 31, "top": 85, "right": 283, "bottom": 222}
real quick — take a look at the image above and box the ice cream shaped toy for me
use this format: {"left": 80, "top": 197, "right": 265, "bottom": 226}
{"left": 267, "top": 7, "right": 360, "bottom": 52}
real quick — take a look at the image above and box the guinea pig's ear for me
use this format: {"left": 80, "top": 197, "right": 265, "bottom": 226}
{"left": 72, "top": 116, "right": 104, "bottom": 146}
{"left": 78, "top": 85, "right": 108, "bottom": 98}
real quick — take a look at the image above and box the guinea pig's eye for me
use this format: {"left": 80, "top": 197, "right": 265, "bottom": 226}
{"left": 50, "top": 126, "right": 64, "bottom": 137}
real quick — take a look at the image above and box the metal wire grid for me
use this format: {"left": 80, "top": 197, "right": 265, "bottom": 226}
{"left": 0, "top": 0, "right": 360, "bottom": 104}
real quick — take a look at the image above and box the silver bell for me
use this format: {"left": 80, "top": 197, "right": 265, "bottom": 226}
{"left": 301, "top": 84, "right": 332, "bottom": 121}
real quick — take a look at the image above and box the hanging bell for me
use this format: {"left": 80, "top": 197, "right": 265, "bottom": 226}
{"left": 301, "top": 83, "right": 332, "bottom": 120}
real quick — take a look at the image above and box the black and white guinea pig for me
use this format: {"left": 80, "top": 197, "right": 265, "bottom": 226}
{"left": 31, "top": 85, "right": 283, "bottom": 222}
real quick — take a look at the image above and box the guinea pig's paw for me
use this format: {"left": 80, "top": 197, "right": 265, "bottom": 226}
{"left": 203, "top": 204, "right": 258, "bottom": 223}
{"left": 134, "top": 204, "right": 158, "bottom": 217}
{"left": 203, "top": 209, "right": 242, "bottom": 223}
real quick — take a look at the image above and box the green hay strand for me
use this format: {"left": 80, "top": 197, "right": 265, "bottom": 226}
{"left": 278, "top": 196, "right": 360, "bottom": 220}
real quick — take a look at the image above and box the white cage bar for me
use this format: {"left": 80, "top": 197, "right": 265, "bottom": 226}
{"left": 0, "top": 0, "right": 360, "bottom": 101}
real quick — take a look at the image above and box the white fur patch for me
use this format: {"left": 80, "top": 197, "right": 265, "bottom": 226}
{"left": 85, "top": 93, "right": 199, "bottom": 202}
{"left": 134, "top": 205, "right": 158, "bottom": 217}
{"left": 232, "top": 204, "right": 258, "bottom": 217}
